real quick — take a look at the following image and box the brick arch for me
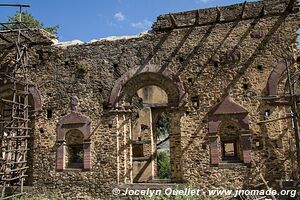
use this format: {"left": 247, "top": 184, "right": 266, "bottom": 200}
{"left": 267, "top": 56, "right": 295, "bottom": 96}
{"left": 0, "top": 83, "right": 42, "bottom": 111}
{"left": 109, "top": 64, "right": 188, "bottom": 107}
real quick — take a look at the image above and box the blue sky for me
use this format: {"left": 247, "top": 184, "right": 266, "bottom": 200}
{"left": 0, "top": 0, "right": 258, "bottom": 42}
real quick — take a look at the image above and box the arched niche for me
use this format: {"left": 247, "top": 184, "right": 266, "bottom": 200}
{"left": 0, "top": 83, "right": 42, "bottom": 112}
{"left": 56, "top": 111, "right": 91, "bottom": 170}
{"left": 109, "top": 64, "right": 188, "bottom": 108}
{"left": 0, "top": 83, "right": 42, "bottom": 185}
{"left": 267, "top": 56, "right": 295, "bottom": 97}
{"left": 208, "top": 96, "right": 251, "bottom": 165}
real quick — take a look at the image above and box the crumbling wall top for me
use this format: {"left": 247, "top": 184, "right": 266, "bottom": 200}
{"left": 152, "top": 0, "right": 297, "bottom": 30}
{"left": 0, "top": 28, "right": 57, "bottom": 47}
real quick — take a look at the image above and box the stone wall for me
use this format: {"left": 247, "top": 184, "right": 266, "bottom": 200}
{"left": 1, "top": 0, "right": 300, "bottom": 199}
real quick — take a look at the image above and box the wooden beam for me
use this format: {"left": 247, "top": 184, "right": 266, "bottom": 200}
{"left": 257, "top": 115, "right": 292, "bottom": 125}
{"left": 0, "top": 4, "right": 30, "bottom": 7}
{"left": 240, "top": 1, "right": 247, "bottom": 19}
{"left": 169, "top": 14, "right": 177, "bottom": 28}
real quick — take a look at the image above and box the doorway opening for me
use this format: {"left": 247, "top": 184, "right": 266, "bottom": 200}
{"left": 155, "top": 112, "right": 170, "bottom": 180}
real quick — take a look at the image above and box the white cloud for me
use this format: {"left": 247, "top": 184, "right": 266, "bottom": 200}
{"left": 114, "top": 12, "right": 125, "bottom": 21}
{"left": 131, "top": 20, "right": 152, "bottom": 30}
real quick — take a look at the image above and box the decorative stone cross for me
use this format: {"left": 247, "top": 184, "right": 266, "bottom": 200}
{"left": 70, "top": 96, "right": 79, "bottom": 112}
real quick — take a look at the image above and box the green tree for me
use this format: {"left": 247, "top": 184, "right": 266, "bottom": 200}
{"left": 157, "top": 151, "right": 171, "bottom": 179}
{"left": 5, "top": 10, "right": 59, "bottom": 36}
{"left": 156, "top": 112, "right": 170, "bottom": 139}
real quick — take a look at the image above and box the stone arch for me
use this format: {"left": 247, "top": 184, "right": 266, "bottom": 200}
{"left": 0, "top": 83, "right": 42, "bottom": 185}
{"left": 57, "top": 112, "right": 91, "bottom": 141}
{"left": 65, "top": 129, "right": 85, "bottom": 143}
{"left": 218, "top": 120, "right": 241, "bottom": 136}
{"left": 110, "top": 65, "right": 187, "bottom": 183}
{"left": 109, "top": 64, "right": 188, "bottom": 107}
{"left": 0, "top": 83, "right": 42, "bottom": 111}
{"left": 267, "top": 56, "right": 295, "bottom": 96}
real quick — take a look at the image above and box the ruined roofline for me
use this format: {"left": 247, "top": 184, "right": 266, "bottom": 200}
{"left": 152, "top": 0, "right": 298, "bottom": 31}
{"left": 0, "top": 28, "right": 57, "bottom": 46}
{"left": 54, "top": 31, "right": 150, "bottom": 48}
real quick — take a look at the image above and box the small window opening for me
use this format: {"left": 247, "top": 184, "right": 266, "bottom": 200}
{"left": 257, "top": 65, "right": 263, "bottom": 70}
{"left": 243, "top": 83, "right": 249, "bottom": 91}
{"left": 264, "top": 110, "right": 270, "bottom": 117}
{"left": 187, "top": 78, "right": 193, "bottom": 84}
{"left": 255, "top": 141, "right": 260, "bottom": 147}
{"left": 113, "top": 63, "right": 121, "bottom": 78}
{"left": 191, "top": 96, "right": 199, "bottom": 107}
{"left": 66, "top": 130, "right": 84, "bottom": 169}
{"left": 69, "top": 145, "right": 83, "bottom": 165}
{"left": 213, "top": 61, "right": 219, "bottom": 68}
{"left": 222, "top": 141, "right": 238, "bottom": 161}
{"left": 39, "top": 128, "right": 45, "bottom": 134}
{"left": 219, "top": 122, "right": 242, "bottom": 163}
{"left": 47, "top": 109, "right": 53, "bottom": 119}
{"left": 179, "top": 57, "right": 184, "bottom": 63}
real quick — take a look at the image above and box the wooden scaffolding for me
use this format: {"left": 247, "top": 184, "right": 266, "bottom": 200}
{"left": 0, "top": 4, "right": 32, "bottom": 199}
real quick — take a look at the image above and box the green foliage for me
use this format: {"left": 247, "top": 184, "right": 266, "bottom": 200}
{"left": 296, "top": 185, "right": 300, "bottom": 200}
{"left": 75, "top": 61, "right": 90, "bottom": 79}
{"left": 5, "top": 10, "right": 59, "bottom": 36}
{"left": 75, "top": 149, "right": 84, "bottom": 162}
{"left": 156, "top": 112, "right": 170, "bottom": 139}
{"left": 11, "top": 192, "right": 58, "bottom": 200}
{"left": 157, "top": 151, "right": 170, "bottom": 179}
{"left": 78, "top": 61, "right": 90, "bottom": 73}
{"left": 11, "top": 195, "right": 30, "bottom": 200}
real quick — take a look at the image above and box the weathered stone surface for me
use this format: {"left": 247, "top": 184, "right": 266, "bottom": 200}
{"left": 0, "top": 0, "right": 299, "bottom": 199}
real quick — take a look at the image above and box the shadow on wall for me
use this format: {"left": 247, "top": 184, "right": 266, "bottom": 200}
{"left": 179, "top": 5, "right": 291, "bottom": 161}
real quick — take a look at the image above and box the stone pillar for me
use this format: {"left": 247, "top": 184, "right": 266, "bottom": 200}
{"left": 116, "top": 111, "right": 133, "bottom": 183}
{"left": 83, "top": 140, "right": 92, "bottom": 170}
{"left": 209, "top": 135, "right": 219, "bottom": 165}
{"left": 56, "top": 141, "right": 65, "bottom": 171}
{"left": 208, "top": 120, "right": 221, "bottom": 165}
{"left": 241, "top": 133, "right": 252, "bottom": 164}
{"left": 169, "top": 110, "right": 183, "bottom": 182}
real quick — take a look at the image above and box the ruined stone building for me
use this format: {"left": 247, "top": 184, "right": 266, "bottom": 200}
{"left": 0, "top": 0, "right": 300, "bottom": 199}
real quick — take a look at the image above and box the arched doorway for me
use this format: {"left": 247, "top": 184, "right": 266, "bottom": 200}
{"left": 110, "top": 65, "right": 188, "bottom": 183}
{"left": 0, "top": 83, "right": 42, "bottom": 186}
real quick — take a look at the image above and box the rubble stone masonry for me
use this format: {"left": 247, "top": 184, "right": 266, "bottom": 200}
{"left": 1, "top": 0, "right": 300, "bottom": 199}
